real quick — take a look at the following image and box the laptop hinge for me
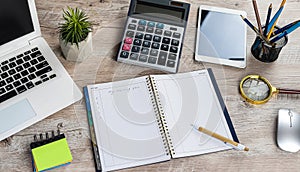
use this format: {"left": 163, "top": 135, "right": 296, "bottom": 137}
{"left": 1, "top": 42, "right": 29, "bottom": 58}
{"left": 0, "top": 36, "right": 41, "bottom": 58}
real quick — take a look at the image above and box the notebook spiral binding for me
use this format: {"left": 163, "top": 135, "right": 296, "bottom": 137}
{"left": 146, "top": 76, "right": 175, "bottom": 157}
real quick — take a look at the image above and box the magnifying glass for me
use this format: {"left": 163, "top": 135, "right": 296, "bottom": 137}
{"left": 239, "top": 75, "right": 300, "bottom": 104}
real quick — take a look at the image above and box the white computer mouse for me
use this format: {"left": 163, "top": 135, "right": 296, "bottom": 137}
{"left": 277, "top": 109, "right": 300, "bottom": 152}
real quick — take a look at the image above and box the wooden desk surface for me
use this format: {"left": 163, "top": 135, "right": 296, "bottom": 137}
{"left": 1, "top": 0, "right": 300, "bottom": 171}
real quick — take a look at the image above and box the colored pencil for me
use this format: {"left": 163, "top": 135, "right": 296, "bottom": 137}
{"left": 240, "top": 15, "right": 259, "bottom": 33}
{"left": 252, "top": 0, "right": 264, "bottom": 36}
{"left": 273, "top": 20, "right": 300, "bottom": 36}
{"left": 270, "top": 21, "right": 300, "bottom": 43}
{"left": 240, "top": 15, "right": 270, "bottom": 44}
{"left": 264, "top": 3, "right": 272, "bottom": 36}
{"left": 267, "top": 0, "right": 287, "bottom": 40}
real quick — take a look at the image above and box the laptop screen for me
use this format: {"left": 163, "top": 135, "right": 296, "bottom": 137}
{"left": 0, "top": 0, "right": 34, "bottom": 46}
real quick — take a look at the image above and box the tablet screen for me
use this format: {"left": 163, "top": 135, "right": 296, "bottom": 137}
{"left": 196, "top": 6, "right": 247, "bottom": 68}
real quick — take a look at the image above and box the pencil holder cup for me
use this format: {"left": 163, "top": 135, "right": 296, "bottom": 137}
{"left": 251, "top": 27, "right": 288, "bottom": 63}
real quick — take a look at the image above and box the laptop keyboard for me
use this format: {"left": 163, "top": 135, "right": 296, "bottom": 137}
{"left": 0, "top": 47, "right": 57, "bottom": 103}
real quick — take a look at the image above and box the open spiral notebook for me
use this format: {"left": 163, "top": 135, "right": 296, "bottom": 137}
{"left": 84, "top": 69, "right": 238, "bottom": 172}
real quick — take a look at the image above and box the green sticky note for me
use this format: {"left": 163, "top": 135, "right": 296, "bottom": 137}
{"left": 32, "top": 138, "right": 72, "bottom": 171}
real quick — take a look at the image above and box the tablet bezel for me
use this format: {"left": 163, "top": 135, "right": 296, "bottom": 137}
{"left": 195, "top": 5, "right": 247, "bottom": 68}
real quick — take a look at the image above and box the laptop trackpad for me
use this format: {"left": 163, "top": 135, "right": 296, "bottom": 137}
{"left": 0, "top": 99, "right": 36, "bottom": 134}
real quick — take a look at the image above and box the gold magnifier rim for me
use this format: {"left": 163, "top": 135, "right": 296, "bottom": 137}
{"left": 239, "top": 75, "right": 277, "bottom": 104}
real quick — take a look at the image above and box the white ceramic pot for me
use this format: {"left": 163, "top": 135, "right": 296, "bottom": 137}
{"left": 59, "top": 32, "right": 93, "bottom": 62}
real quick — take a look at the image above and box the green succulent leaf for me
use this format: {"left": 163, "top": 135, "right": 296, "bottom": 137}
{"left": 59, "top": 7, "right": 92, "bottom": 48}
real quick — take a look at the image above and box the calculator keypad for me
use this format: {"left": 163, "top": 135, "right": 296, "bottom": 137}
{"left": 118, "top": 17, "right": 184, "bottom": 73}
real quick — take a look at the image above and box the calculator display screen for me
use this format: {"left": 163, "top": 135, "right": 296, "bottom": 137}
{"left": 134, "top": 1, "right": 185, "bottom": 23}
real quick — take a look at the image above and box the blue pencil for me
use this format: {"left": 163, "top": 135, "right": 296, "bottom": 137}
{"left": 240, "top": 15, "right": 270, "bottom": 44}
{"left": 273, "top": 20, "right": 300, "bottom": 36}
{"left": 266, "top": 8, "right": 283, "bottom": 34}
{"left": 240, "top": 15, "right": 261, "bottom": 34}
{"left": 270, "top": 21, "right": 300, "bottom": 43}
{"left": 264, "top": 3, "right": 272, "bottom": 36}
{"left": 266, "top": 0, "right": 287, "bottom": 39}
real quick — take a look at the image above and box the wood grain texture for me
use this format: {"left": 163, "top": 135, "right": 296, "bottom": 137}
{"left": 1, "top": 0, "right": 300, "bottom": 171}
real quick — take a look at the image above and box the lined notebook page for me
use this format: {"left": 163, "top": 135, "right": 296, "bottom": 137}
{"left": 152, "top": 70, "right": 233, "bottom": 158}
{"left": 87, "top": 76, "right": 170, "bottom": 171}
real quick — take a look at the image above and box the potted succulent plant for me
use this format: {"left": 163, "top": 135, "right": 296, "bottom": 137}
{"left": 59, "top": 7, "right": 93, "bottom": 62}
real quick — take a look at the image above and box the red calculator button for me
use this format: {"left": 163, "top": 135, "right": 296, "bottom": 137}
{"left": 124, "top": 37, "right": 133, "bottom": 44}
{"left": 122, "top": 44, "right": 131, "bottom": 51}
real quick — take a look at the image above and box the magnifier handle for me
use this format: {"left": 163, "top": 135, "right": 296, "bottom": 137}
{"left": 278, "top": 88, "right": 300, "bottom": 94}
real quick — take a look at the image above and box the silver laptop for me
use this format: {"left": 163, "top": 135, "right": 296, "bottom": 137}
{"left": 0, "top": 0, "right": 82, "bottom": 141}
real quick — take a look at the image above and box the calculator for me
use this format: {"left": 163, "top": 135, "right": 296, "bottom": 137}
{"left": 117, "top": 0, "right": 190, "bottom": 73}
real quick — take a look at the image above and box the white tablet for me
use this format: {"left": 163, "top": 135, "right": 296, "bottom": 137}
{"left": 195, "top": 5, "right": 247, "bottom": 68}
